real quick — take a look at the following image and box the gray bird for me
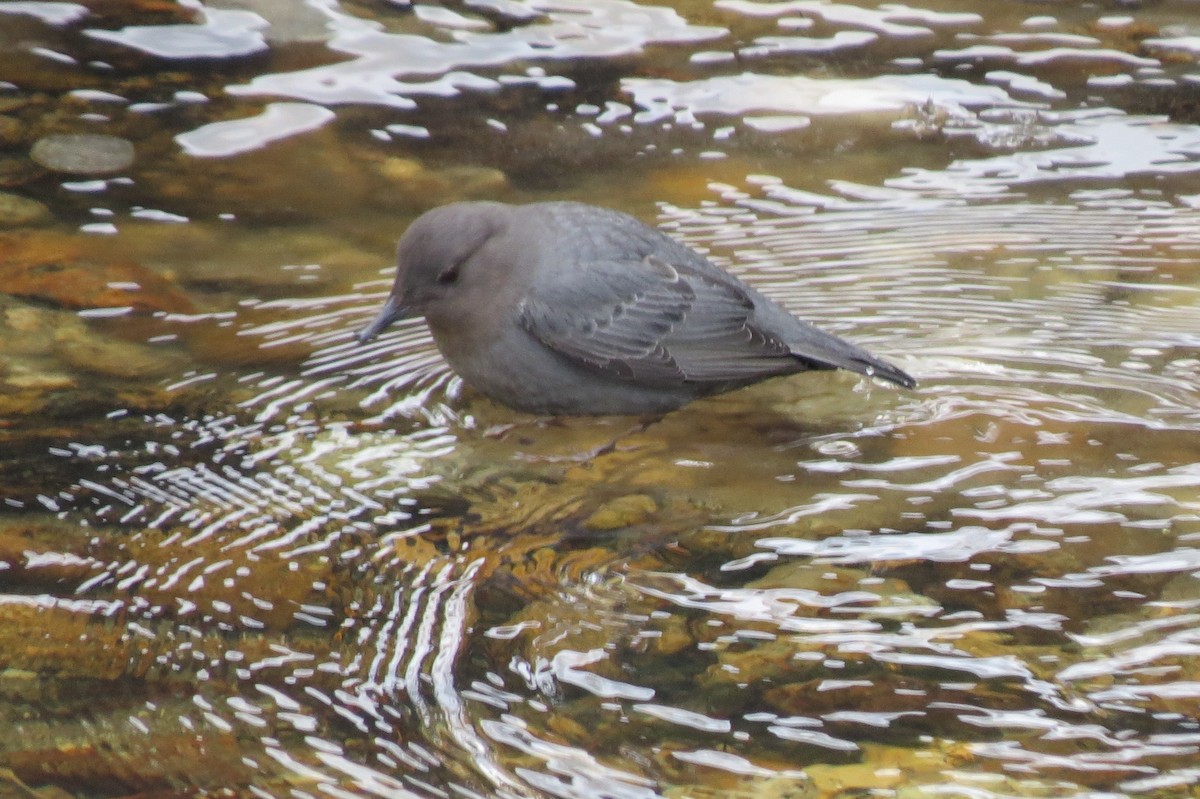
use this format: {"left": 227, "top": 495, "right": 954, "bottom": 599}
{"left": 358, "top": 201, "right": 914, "bottom": 415}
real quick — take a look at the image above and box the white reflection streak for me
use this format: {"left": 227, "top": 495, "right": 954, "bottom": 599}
{"left": 176, "top": 103, "right": 335, "bottom": 158}
{"left": 235, "top": 293, "right": 452, "bottom": 415}
{"left": 480, "top": 718, "right": 660, "bottom": 799}
{"left": 227, "top": 0, "right": 725, "bottom": 109}
{"left": 0, "top": 593, "right": 124, "bottom": 616}
{"left": 368, "top": 560, "right": 436, "bottom": 694}
{"left": 672, "top": 748, "right": 803, "bottom": 778}
{"left": 1058, "top": 634, "right": 1200, "bottom": 684}
{"left": 403, "top": 560, "right": 461, "bottom": 725}
{"left": 1066, "top": 613, "right": 1200, "bottom": 649}
{"left": 962, "top": 463, "right": 1200, "bottom": 525}
{"left": 429, "top": 558, "right": 529, "bottom": 796}
{"left": 77, "top": 478, "right": 137, "bottom": 506}
{"left": 127, "top": 473, "right": 198, "bottom": 510}
{"left": 261, "top": 745, "right": 385, "bottom": 796}
{"left": 182, "top": 507, "right": 254, "bottom": 548}
{"left": 352, "top": 556, "right": 529, "bottom": 796}
{"left": 247, "top": 376, "right": 346, "bottom": 423}
{"left": 973, "top": 736, "right": 1196, "bottom": 774}
{"left": 710, "top": 492, "right": 879, "bottom": 533}
{"left": 634, "top": 573, "right": 881, "bottom": 633}
{"left": 1092, "top": 548, "right": 1200, "bottom": 577}
{"left": 633, "top": 703, "right": 729, "bottom": 733}
{"left": 755, "top": 525, "right": 1055, "bottom": 564}
{"left": 842, "top": 453, "right": 1021, "bottom": 494}
{"left": 551, "top": 650, "right": 655, "bottom": 700}
{"left": 311, "top": 747, "right": 427, "bottom": 799}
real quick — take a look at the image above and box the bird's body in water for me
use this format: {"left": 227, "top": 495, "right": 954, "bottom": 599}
{"left": 359, "top": 201, "right": 915, "bottom": 415}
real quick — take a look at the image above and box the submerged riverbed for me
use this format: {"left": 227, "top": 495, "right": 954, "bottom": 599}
{"left": 1, "top": 1, "right": 1199, "bottom": 797}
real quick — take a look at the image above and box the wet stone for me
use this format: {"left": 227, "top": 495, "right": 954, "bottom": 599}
{"left": 53, "top": 328, "right": 183, "bottom": 379}
{"left": 0, "top": 522, "right": 96, "bottom": 587}
{"left": 701, "top": 638, "right": 828, "bottom": 689}
{"left": 0, "top": 233, "right": 194, "bottom": 313}
{"left": 0, "top": 116, "right": 24, "bottom": 148}
{"left": 29, "top": 134, "right": 135, "bottom": 175}
{"left": 0, "top": 158, "right": 41, "bottom": 188}
{"left": 0, "top": 768, "right": 76, "bottom": 799}
{"left": 376, "top": 157, "right": 510, "bottom": 207}
{"left": 583, "top": 494, "right": 659, "bottom": 531}
{"left": 0, "top": 97, "right": 30, "bottom": 115}
{"left": 157, "top": 226, "right": 364, "bottom": 293}
{"left": 0, "top": 193, "right": 48, "bottom": 226}
{"left": 2, "top": 300, "right": 80, "bottom": 354}
{"left": 2, "top": 370, "right": 76, "bottom": 392}
{"left": 144, "top": 126, "right": 373, "bottom": 221}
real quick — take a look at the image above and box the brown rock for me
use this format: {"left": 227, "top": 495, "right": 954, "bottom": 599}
{"left": 0, "top": 116, "right": 25, "bottom": 148}
{"left": 0, "top": 193, "right": 48, "bottom": 226}
{"left": 0, "top": 233, "right": 193, "bottom": 313}
{"left": 583, "top": 494, "right": 659, "bottom": 531}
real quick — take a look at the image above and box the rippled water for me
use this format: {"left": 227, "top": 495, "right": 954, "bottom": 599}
{"left": 1, "top": 1, "right": 1200, "bottom": 798}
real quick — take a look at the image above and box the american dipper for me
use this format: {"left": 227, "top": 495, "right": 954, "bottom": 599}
{"left": 358, "top": 201, "right": 915, "bottom": 415}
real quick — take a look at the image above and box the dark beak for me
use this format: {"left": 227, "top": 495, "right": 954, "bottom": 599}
{"left": 357, "top": 294, "right": 410, "bottom": 344}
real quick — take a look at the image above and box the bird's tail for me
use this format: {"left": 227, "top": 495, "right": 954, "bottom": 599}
{"left": 785, "top": 320, "right": 916, "bottom": 389}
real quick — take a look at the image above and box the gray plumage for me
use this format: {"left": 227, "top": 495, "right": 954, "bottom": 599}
{"left": 359, "top": 201, "right": 915, "bottom": 415}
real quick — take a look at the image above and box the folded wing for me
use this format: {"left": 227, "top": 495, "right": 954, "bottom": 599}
{"left": 520, "top": 254, "right": 896, "bottom": 387}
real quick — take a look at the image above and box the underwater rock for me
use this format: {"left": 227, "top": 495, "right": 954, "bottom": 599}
{"left": 159, "top": 225, "right": 358, "bottom": 292}
{"left": 583, "top": 494, "right": 660, "bottom": 531}
{"left": 376, "top": 157, "right": 509, "bottom": 207}
{"left": 0, "top": 116, "right": 25, "bottom": 148}
{"left": 0, "top": 599, "right": 131, "bottom": 681}
{"left": 53, "top": 328, "right": 183, "bottom": 379}
{"left": 0, "top": 192, "right": 48, "bottom": 226}
{"left": 0, "top": 158, "right": 41, "bottom": 188}
{"left": 30, "top": 134, "right": 135, "bottom": 175}
{"left": 0, "top": 232, "right": 193, "bottom": 313}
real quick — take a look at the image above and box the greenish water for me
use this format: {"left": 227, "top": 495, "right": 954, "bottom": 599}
{"left": 1, "top": 1, "right": 1199, "bottom": 798}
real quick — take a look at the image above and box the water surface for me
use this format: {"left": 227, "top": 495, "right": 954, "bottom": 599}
{"left": 1, "top": 1, "right": 1199, "bottom": 798}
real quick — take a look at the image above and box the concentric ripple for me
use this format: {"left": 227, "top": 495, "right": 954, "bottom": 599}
{"left": 2, "top": 0, "right": 1200, "bottom": 796}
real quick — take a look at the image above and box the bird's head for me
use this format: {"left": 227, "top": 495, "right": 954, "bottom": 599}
{"left": 358, "top": 202, "right": 507, "bottom": 343}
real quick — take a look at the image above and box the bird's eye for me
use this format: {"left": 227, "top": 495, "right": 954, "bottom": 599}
{"left": 437, "top": 263, "right": 461, "bottom": 284}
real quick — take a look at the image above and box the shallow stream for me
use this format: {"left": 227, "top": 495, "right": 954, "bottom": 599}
{"left": 1, "top": 1, "right": 1199, "bottom": 797}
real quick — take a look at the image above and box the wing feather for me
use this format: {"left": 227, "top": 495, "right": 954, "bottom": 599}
{"left": 519, "top": 255, "right": 796, "bottom": 386}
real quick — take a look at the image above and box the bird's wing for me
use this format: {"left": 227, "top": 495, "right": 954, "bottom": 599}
{"left": 518, "top": 255, "right": 799, "bottom": 386}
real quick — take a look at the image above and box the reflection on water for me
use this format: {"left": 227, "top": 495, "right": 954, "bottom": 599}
{"left": 1, "top": 0, "right": 1200, "bottom": 798}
